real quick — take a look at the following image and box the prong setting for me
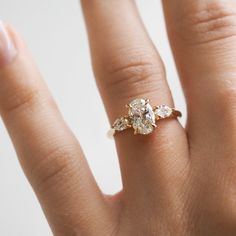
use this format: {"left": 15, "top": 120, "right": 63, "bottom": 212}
{"left": 110, "top": 98, "right": 181, "bottom": 136}
{"left": 145, "top": 98, "right": 150, "bottom": 105}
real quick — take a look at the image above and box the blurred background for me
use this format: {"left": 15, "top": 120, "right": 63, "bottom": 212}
{"left": 0, "top": 0, "right": 185, "bottom": 235}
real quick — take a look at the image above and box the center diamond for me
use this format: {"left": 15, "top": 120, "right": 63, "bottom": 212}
{"left": 128, "top": 99, "right": 156, "bottom": 135}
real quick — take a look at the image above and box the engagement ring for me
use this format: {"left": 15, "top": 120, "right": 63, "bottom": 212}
{"left": 109, "top": 98, "right": 182, "bottom": 136}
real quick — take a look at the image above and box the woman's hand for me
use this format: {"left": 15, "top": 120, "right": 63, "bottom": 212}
{"left": 1, "top": 0, "right": 236, "bottom": 235}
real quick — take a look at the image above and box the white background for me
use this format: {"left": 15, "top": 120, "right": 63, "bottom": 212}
{"left": 0, "top": 1, "right": 185, "bottom": 235}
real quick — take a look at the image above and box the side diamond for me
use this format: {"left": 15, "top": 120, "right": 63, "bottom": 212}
{"left": 154, "top": 105, "right": 172, "bottom": 119}
{"left": 112, "top": 117, "right": 130, "bottom": 131}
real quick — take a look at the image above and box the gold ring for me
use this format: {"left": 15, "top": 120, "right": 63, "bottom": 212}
{"left": 108, "top": 98, "right": 182, "bottom": 137}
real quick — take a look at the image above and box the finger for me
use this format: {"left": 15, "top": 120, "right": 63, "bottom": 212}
{"left": 163, "top": 1, "right": 236, "bottom": 153}
{"left": 82, "top": 0, "right": 189, "bottom": 202}
{"left": 0, "top": 22, "right": 111, "bottom": 235}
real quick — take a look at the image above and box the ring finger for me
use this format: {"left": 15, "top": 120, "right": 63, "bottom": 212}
{"left": 81, "top": 0, "right": 189, "bottom": 204}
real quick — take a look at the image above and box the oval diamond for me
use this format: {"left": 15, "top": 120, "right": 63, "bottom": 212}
{"left": 132, "top": 117, "right": 154, "bottom": 135}
{"left": 128, "top": 99, "right": 155, "bottom": 135}
{"left": 128, "top": 99, "right": 146, "bottom": 116}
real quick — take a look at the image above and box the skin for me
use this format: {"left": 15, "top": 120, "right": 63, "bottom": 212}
{"left": 1, "top": 0, "right": 236, "bottom": 235}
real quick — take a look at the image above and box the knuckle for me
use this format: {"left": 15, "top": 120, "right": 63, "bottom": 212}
{"left": 179, "top": 1, "right": 236, "bottom": 45}
{"left": 105, "top": 55, "right": 167, "bottom": 99}
{"left": 32, "top": 144, "right": 81, "bottom": 191}
{"left": 208, "top": 79, "right": 236, "bottom": 120}
{"left": 0, "top": 83, "right": 45, "bottom": 114}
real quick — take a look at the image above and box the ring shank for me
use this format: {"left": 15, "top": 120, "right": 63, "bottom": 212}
{"left": 171, "top": 109, "right": 182, "bottom": 118}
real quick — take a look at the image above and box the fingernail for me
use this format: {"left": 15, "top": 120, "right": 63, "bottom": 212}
{"left": 0, "top": 21, "right": 17, "bottom": 66}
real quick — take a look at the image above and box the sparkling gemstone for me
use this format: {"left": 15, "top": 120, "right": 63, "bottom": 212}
{"left": 154, "top": 105, "right": 172, "bottom": 119}
{"left": 128, "top": 98, "right": 155, "bottom": 135}
{"left": 132, "top": 117, "right": 154, "bottom": 135}
{"left": 113, "top": 117, "right": 130, "bottom": 131}
{"left": 128, "top": 98, "right": 146, "bottom": 116}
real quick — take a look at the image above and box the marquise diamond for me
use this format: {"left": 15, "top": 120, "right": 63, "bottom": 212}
{"left": 113, "top": 117, "right": 130, "bottom": 131}
{"left": 154, "top": 105, "right": 172, "bottom": 119}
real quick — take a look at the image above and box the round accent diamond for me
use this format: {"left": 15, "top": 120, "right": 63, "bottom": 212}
{"left": 154, "top": 105, "right": 172, "bottom": 119}
{"left": 128, "top": 99, "right": 155, "bottom": 135}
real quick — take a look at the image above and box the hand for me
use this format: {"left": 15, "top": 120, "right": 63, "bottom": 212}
{"left": 1, "top": 1, "right": 236, "bottom": 235}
